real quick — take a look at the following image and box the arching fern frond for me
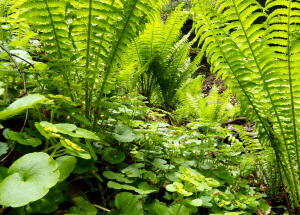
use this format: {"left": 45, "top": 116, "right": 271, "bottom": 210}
{"left": 192, "top": 0, "right": 300, "bottom": 207}
{"left": 14, "top": 0, "right": 70, "bottom": 59}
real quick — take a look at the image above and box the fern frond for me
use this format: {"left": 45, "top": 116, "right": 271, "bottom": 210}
{"left": 266, "top": 0, "right": 300, "bottom": 180}
{"left": 192, "top": 0, "right": 300, "bottom": 205}
{"left": 15, "top": 0, "right": 70, "bottom": 59}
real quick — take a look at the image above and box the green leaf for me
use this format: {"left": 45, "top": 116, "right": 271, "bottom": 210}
{"left": 146, "top": 200, "right": 172, "bottom": 215}
{"left": 102, "top": 147, "right": 125, "bottom": 164}
{"left": 121, "top": 163, "right": 145, "bottom": 177}
{"left": 259, "top": 199, "right": 270, "bottom": 212}
{"left": 166, "top": 182, "right": 192, "bottom": 196}
{"left": 0, "top": 123, "right": 3, "bottom": 129}
{"left": 200, "top": 196, "right": 212, "bottom": 207}
{"left": 152, "top": 158, "right": 169, "bottom": 170}
{"left": 0, "top": 152, "right": 60, "bottom": 207}
{"left": 169, "top": 204, "right": 191, "bottom": 215}
{"left": 60, "top": 138, "right": 91, "bottom": 160}
{"left": 0, "top": 167, "right": 8, "bottom": 182}
{"left": 38, "top": 122, "right": 100, "bottom": 140}
{"left": 214, "top": 166, "right": 234, "bottom": 185}
{"left": 25, "top": 182, "right": 67, "bottom": 214}
{"left": 73, "top": 158, "right": 96, "bottom": 174}
{"left": 0, "top": 94, "right": 48, "bottom": 120}
{"left": 103, "top": 171, "right": 133, "bottom": 183}
{"left": 107, "top": 181, "right": 157, "bottom": 195}
{"left": 0, "top": 142, "right": 8, "bottom": 156}
{"left": 115, "top": 192, "right": 143, "bottom": 215}
{"left": 186, "top": 198, "right": 203, "bottom": 207}
{"left": 56, "top": 156, "right": 77, "bottom": 182}
{"left": 113, "top": 123, "right": 136, "bottom": 142}
{"left": 68, "top": 197, "right": 97, "bottom": 215}
{"left": 137, "top": 182, "right": 158, "bottom": 194}
{"left": 4, "top": 129, "right": 42, "bottom": 147}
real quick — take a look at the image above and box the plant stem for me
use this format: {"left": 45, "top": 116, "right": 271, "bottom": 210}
{"left": 94, "top": 204, "right": 110, "bottom": 212}
{"left": 175, "top": 202, "right": 183, "bottom": 215}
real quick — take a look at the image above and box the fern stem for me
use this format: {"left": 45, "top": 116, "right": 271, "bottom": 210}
{"left": 93, "top": 0, "right": 139, "bottom": 128}
{"left": 85, "top": 0, "right": 93, "bottom": 118}
{"left": 231, "top": 0, "right": 299, "bottom": 202}
{"left": 287, "top": 0, "right": 300, "bottom": 194}
{"left": 88, "top": 0, "right": 116, "bottom": 120}
{"left": 43, "top": 0, "right": 62, "bottom": 59}
{"left": 43, "top": 0, "right": 73, "bottom": 100}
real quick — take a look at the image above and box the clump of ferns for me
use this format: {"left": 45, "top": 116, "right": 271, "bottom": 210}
{"left": 118, "top": 4, "right": 202, "bottom": 111}
{"left": 175, "top": 75, "right": 240, "bottom": 124}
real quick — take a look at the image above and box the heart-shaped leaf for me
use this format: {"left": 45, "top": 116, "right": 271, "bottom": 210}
{"left": 113, "top": 124, "right": 136, "bottom": 142}
{"left": 0, "top": 152, "right": 59, "bottom": 207}
{"left": 102, "top": 147, "right": 125, "bottom": 164}
{"left": 25, "top": 182, "right": 67, "bottom": 214}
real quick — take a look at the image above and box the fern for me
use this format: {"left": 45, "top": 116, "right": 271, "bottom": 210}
{"left": 192, "top": 0, "right": 300, "bottom": 207}
{"left": 176, "top": 75, "right": 239, "bottom": 124}
{"left": 13, "top": 0, "right": 169, "bottom": 123}
{"left": 120, "top": 5, "right": 202, "bottom": 109}
{"left": 234, "top": 124, "right": 281, "bottom": 198}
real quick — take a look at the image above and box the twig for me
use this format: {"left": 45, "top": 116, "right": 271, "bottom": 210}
{"left": 0, "top": 44, "right": 28, "bottom": 163}
{"left": 94, "top": 204, "right": 110, "bottom": 212}
{"left": 0, "top": 143, "right": 15, "bottom": 163}
{"left": 10, "top": 53, "right": 34, "bottom": 68}
{"left": 0, "top": 44, "right": 27, "bottom": 95}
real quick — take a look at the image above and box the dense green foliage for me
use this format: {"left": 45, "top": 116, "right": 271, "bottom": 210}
{"left": 0, "top": 0, "right": 299, "bottom": 214}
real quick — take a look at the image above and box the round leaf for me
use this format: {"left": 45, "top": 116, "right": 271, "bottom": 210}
{"left": 102, "top": 147, "right": 125, "bottom": 164}
{"left": 113, "top": 124, "right": 136, "bottom": 142}
{"left": 25, "top": 182, "right": 67, "bottom": 214}
{"left": 0, "top": 152, "right": 59, "bottom": 207}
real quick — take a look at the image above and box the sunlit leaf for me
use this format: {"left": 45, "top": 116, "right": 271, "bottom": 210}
{"left": 0, "top": 94, "right": 48, "bottom": 120}
{"left": 0, "top": 152, "right": 59, "bottom": 207}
